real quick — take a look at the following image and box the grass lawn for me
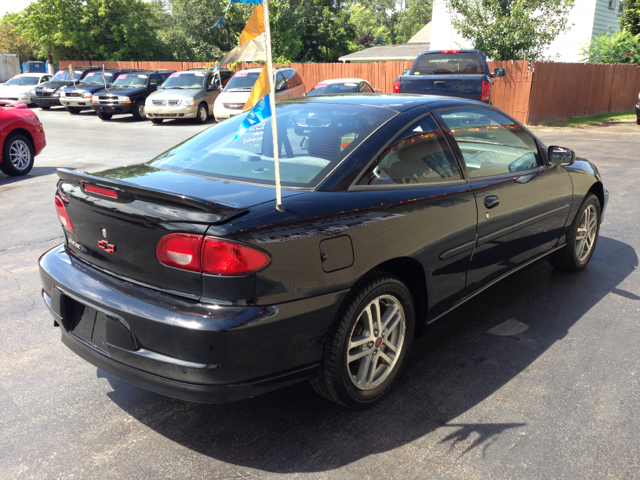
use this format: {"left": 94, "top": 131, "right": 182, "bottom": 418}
{"left": 542, "top": 111, "right": 636, "bottom": 127}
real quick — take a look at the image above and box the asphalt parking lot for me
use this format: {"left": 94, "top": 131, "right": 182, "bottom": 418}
{"left": 1, "top": 107, "right": 639, "bottom": 480}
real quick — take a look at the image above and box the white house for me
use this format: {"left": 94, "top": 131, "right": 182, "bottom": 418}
{"left": 430, "top": 0, "right": 624, "bottom": 62}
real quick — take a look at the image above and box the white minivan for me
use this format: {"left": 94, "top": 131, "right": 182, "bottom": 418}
{"left": 213, "top": 66, "right": 305, "bottom": 121}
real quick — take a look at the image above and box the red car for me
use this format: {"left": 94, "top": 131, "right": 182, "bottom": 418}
{"left": 0, "top": 100, "right": 46, "bottom": 176}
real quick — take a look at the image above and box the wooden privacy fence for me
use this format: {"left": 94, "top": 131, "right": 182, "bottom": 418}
{"left": 61, "top": 59, "right": 640, "bottom": 124}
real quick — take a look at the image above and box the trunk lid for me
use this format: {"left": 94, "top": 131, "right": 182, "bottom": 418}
{"left": 56, "top": 166, "right": 302, "bottom": 298}
{"left": 399, "top": 74, "right": 485, "bottom": 101}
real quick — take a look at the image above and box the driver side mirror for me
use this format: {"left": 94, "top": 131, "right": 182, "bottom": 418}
{"left": 491, "top": 68, "right": 506, "bottom": 78}
{"left": 549, "top": 146, "right": 575, "bottom": 166}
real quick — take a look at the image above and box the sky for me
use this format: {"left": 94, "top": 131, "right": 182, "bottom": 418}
{"left": 2, "top": 0, "right": 37, "bottom": 15}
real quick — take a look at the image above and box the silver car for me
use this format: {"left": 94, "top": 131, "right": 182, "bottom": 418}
{"left": 145, "top": 69, "right": 233, "bottom": 124}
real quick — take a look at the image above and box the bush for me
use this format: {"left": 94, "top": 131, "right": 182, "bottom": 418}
{"left": 581, "top": 30, "right": 640, "bottom": 65}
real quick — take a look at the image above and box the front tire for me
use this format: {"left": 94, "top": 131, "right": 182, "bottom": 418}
{"left": 636, "top": 116, "right": 640, "bottom": 125}
{"left": 1, "top": 133, "right": 35, "bottom": 176}
{"left": 66, "top": 106, "right": 82, "bottom": 114}
{"left": 195, "top": 102, "right": 208, "bottom": 124}
{"left": 151, "top": 119, "right": 163, "bottom": 124}
{"left": 132, "top": 101, "right": 146, "bottom": 121}
{"left": 39, "top": 106, "right": 50, "bottom": 110}
{"left": 96, "top": 112, "right": 112, "bottom": 121}
{"left": 311, "top": 276, "right": 415, "bottom": 408}
{"left": 550, "top": 193, "right": 601, "bottom": 271}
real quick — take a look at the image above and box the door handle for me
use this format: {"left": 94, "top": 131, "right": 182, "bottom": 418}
{"left": 484, "top": 196, "right": 500, "bottom": 209}
{"left": 434, "top": 81, "right": 446, "bottom": 86}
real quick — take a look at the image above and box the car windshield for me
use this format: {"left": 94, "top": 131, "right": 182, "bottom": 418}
{"left": 51, "top": 70, "right": 83, "bottom": 82}
{"left": 224, "top": 71, "right": 261, "bottom": 91}
{"left": 308, "top": 82, "right": 360, "bottom": 96}
{"left": 5, "top": 76, "right": 40, "bottom": 86}
{"left": 149, "top": 101, "right": 394, "bottom": 188}
{"left": 112, "top": 74, "right": 148, "bottom": 87}
{"left": 413, "top": 53, "right": 484, "bottom": 75}
{"left": 80, "top": 72, "right": 112, "bottom": 84}
{"left": 161, "top": 72, "right": 206, "bottom": 89}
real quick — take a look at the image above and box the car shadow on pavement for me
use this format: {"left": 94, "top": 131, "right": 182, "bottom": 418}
{"left": 0, "top": 166, "right": 61, "bottom": 184}
{"left": 100, "top": 236, "right": 637, "bottom": 473}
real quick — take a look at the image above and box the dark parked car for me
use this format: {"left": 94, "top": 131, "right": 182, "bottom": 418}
{"left": 90, "top": 70, "right": 174, "bottom": 121}
{"left": 393, "top": 50, "right": 505, "bottom": 103}
{"left": 60, "top": 69, "right": 140, "bottom": 114}
{"left": 636, "top": 92, "right": 639, "bottom": 125}
{"left": 40, "top": 95, "right": 607, "bottom": 407}
{"left": 31, "top": 66, "right": 100, "bottom": 110}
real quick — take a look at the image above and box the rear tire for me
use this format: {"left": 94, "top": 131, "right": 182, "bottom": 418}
{"left": 97, "top": 112, "right": 112, "bottom": 121}
{"left": 550, "top": 193, "right": 601, "bottom": 272}
{"left": 66, "top": 106, "right": 82, "bottom": 114}
{"left": 636, "top": 116, "right": 640, "bottom": 125}
{"left": 151, "top": 119, "right": 163, "bottom": 124}
{"left": 132, "top": 101, "right": 146, "bottom": 121}
{"left": 311, "top": 275, "right": 415, "bottom": 408}
{"left": 195, "top": 102, "right": 208, "bottom": 124}
{"left": 1, "top": 133, "right": 34, "bottom": 176}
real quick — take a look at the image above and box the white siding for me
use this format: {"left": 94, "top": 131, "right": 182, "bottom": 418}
{"left": 592, "top": 0, "right": 622, "bottom": 37}
{"left": 545, "top": 0, "right": 597, "bottom": 62}
{"left": 429, "top": 0, "right": 609, "bottom": 63}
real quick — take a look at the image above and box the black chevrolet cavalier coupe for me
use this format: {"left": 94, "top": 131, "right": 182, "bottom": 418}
{"left": 39, "top": 95, "right": 607, "bottom": 408}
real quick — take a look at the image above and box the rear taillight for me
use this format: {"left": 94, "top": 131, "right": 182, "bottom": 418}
{"left": 55, "top": 195, "right": 75, "bottom": 233}
{"left": 156, "top": 234, "right": 271, "bottom": 276}
{"left": 156, "top": 233, "right": 203, "bottom": 272}
{"left": 393, "top": 80, "right": 401, "bottom": 93}
{"left": 481, "top": 80, "right": 491, "bottom": 102}
{"left": 84, "top": 184, "right": 118, "bottom": 198}
{"left": 202, "top": 238, "right": 271, "bottom": 276}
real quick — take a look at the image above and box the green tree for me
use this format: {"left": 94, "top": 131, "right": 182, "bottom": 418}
{"left": 391, "top": 0, "right": 432, "bottom": 44}
{"left": 0, "top": 13, "right": 41, "bottom": 61}
{"left": 16, "top": 0, "right": 171, "bottom": 63}
{"left": 446, "top": 0, "right": 574, "bottom": 60}
{"left": 620, "top": 0, "right": 640, "bottom": 36}
{"left": 581, "top": 30, "right": 640, "bottom": 65}
{"left": 349, "top": 2, "right": 392, "bottom": 48}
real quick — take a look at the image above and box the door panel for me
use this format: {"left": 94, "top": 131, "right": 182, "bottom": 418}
{"left": 466, "top": 167, "right": 572, "bottom": 290}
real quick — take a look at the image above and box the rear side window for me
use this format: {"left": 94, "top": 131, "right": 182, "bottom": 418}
{"left": 149, "top": 74, "right": 163, "bottom": 86}
{"left": 358, "top": 115, "right": 461, "bottom": 186}
{"left": 438, "top": 107, "right": 541, "bottom": 178}
{"left": 413, "top": 53, "right": 484, "bottom": 75}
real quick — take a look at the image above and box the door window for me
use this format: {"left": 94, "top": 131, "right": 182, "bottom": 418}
{"left": 275, "top": 72, "right": 287, "bottom": 92}
{"left": 357, "top": 115, "right": 461, "bottom": 186}
{"left": 439, "top": 108, "right": 541, "bottom": 178}
{"left": 149, "top": 74, "right": 163, "bottom": 86}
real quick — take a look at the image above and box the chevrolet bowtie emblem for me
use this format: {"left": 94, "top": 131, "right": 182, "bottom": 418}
{"left": 98, "top": 240, "right": 115, "bottom": 253}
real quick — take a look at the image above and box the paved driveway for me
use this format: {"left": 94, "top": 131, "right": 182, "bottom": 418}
{"left": 1, "top": 110, "right": 639, "bottom": 479}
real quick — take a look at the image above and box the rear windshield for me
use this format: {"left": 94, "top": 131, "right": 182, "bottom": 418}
{"left": 6, "top": 76, "right": 39, "bottom": 86}
{"left": 112, "top": 74, "right": 148, "bottom": 87}
{"left": 224, "top": 70, "right": 260, "bottom": 91}
{"left": 51, "top": 70, "right": 83, "bottom": 81}
{"left": 161, "top": 72, "right": 207, "bottom": 89}
{"left": 308, "top": 82, "right": 360, "bottom": 96}
{"left": 80, "top": 72, "right": 113, "bottom": 84}
{"left": 413, "top": 53, "right": 484, "bottom": 75}
{"left": 149, "top": 101, "right": 394, "bottom": 188}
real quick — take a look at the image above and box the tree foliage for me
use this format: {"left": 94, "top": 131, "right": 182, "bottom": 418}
{"left": 581, "top": 30, "right": 640, "bottom": 65}
{"left": 16, "top": 0, "right": 171, "bottom": 62}
{"left": 620, "top": 0, "right": 640, "bottom": 36}
{"left": 391, "top": 0, "right": 432, "bottom": 44}
{"left": 0, "top": 13, "right": 41, "bottom": 61}
{"left": 446, "top": 0, "right": 574, "bottom": 60}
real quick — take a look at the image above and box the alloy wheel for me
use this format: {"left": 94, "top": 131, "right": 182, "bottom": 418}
{"left": 138, "top": 103, "right": 146, "bottom": 119}
{"left": 9, "top": 139, "right": 32, "bottom": 171}
{"left": 347, "top": 294, "right": 406, "bottom": 391}
{"left": 199, "top": 105, "right": 207, "bottom": 122}
{"left": 575, "top": 204, "right": 598, "bottom": 262}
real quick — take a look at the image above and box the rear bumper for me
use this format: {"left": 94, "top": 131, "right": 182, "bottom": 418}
{"left": 91, "top": 104, "right": 134, "bottom": 115}
{"left": 39, "top": 245, "right": 347, "bottom": 402}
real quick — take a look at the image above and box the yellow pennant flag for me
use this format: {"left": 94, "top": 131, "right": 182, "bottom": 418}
{"left": 243, "top": 65, "right": 271, "bottom": 111}
{"left": 239, "top": 4, "right": 264, "bottom": 46}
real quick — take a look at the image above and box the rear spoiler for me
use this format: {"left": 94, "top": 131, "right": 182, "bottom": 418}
{"left": 56, "top": 168, "right": 246, "bottom": 223}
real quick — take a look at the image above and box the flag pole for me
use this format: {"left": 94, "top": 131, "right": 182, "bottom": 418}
{"left": 262, "top": 0, "right": 284, "bottom": 212}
